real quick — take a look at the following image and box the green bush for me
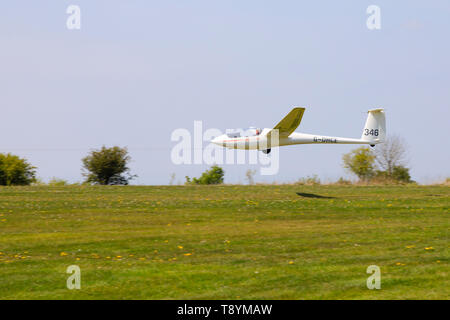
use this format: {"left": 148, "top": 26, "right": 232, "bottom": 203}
{"left": 47, "top": 177, "right": 70, "bottom": 186}
{"left": 391, "top": 166, "right": 413, "bottom": 183}
{"left": 373, "top": 165, "right": 413, "bottom": 184}
{"left": 342, "top": 147, "right": 376, "bottom": 182}
{"left": 186, "top": 166, "right": 224, "bottom": 185}
{"left": 0, "top": 153, "right": 36, "bottom": 186}
{"left": 82, "top": 146, "right": 136, "bottom": 185}
{"left": 295, "top": 175, "right": 321, "bottom": 185}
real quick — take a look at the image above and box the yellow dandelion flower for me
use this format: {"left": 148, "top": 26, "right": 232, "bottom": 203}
{"left": 425, "top": 247, "right": 434, "bottom": 250}
{"left": 288, "top": 261, "right": 294, "bottom": 265}
{"left": 60, "top": 252, "right": 68, "bottom": 256}
{"left": 139, "top": 257, "right": 146, "bottom": 261}
{"left": 177, "top": 246, "right": 183, "bottom": 249}
{"left": 184, "top": 253, "right": 192, "bottom": 256}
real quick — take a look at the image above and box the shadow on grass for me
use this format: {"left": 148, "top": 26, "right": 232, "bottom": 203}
{"left": 296, "top": 192, "right": 335, "bottom": 199}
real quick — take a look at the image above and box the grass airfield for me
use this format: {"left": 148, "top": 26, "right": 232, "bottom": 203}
{"left": 0, "top": 184, "right": 448, "bottom": 299}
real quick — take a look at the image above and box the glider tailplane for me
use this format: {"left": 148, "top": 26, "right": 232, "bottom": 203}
{"left": 361, "top": 108, "right": 386, "bottom": 144}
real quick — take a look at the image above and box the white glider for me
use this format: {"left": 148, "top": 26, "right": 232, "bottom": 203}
{"left": 211, "top": 107, "right": 385, "bottom": 154}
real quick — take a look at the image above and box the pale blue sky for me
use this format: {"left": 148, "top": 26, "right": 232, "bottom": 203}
{"left": 1, "top": 1, "right": 449, "bottom": 184}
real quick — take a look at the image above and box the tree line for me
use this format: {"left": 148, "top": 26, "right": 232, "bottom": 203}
{"left": 342, "top": 135, "right": 413, "bottom": 183}
{"left": 0, "top": 146, "right": 135, "bottom": 186}
{"left": 0, "top": 136, "right": 413, "bottom": 186}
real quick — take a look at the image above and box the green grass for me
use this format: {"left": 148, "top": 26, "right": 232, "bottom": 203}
{"left": 0, "top": 185, "right": 448, "bottom": 299}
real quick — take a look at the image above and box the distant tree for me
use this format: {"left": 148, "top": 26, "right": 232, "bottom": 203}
{"left": 82, "top": 146, "right": 136, "bottom": 185}
{"left": 343, "top": 136, "right": 414, "bottom": 184}
{"left": 245, "top": 169, "right": 257, "bottom": 185}
{"left": 342, "top": 147, "right": 376, "bottom": 182}
{"left": 374, "top": 135, "right": 408, "bottom": 176}
{"left": 185, "top": 165, "right": 224, "bottom": 185}
{"left": 373, "top": 135, "right": 414, "bottom": 183}
{"left": 0, "top": 153, "right": 36, "bottom": 186}
{"left": 169, "top": 173, "right": 176, "bottom": 185}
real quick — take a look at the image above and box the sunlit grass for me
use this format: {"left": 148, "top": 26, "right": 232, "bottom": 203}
{"left": 0, "top": 185, "right": 448, "bottom": 299}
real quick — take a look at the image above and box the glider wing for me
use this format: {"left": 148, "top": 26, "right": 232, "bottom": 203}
{"left": 270, "top": 107, "right": 305, "bottom": 137}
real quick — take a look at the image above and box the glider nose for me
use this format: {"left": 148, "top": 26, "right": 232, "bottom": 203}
{"left": 211, "top": 135, "right": 224, "bottom": 146}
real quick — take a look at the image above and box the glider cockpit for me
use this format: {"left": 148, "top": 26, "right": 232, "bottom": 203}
{"left": 226, "top": 127, "right": 262, "bottom": 138}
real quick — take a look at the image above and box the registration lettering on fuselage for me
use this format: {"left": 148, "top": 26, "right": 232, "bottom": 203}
{"left": 313, "top": 136, "right": 337, "bottom": 143}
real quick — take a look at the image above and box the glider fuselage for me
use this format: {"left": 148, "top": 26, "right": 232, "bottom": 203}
{"left": 213, "top": 130, "right": 374, "bottom": 150}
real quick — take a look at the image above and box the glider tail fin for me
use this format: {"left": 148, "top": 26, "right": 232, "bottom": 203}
{"left": 361, "top": 108, "right": 386, "bottom": 144}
